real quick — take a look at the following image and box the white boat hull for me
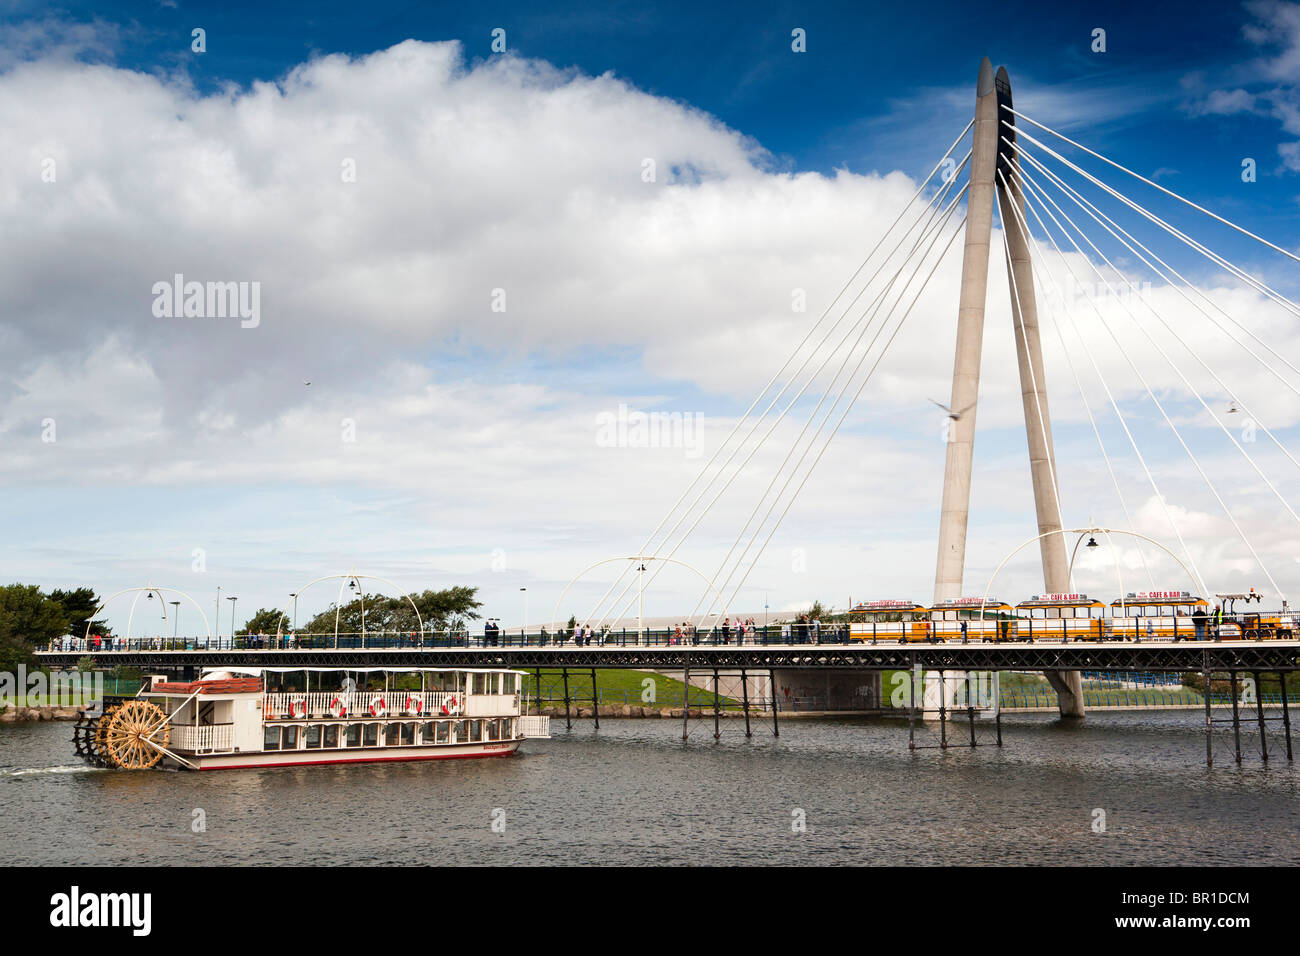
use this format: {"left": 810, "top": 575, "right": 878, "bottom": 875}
{"left": 169, "top": 738, "right": 521, "bottom": 771}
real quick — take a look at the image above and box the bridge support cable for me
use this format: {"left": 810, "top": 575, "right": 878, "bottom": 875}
{"left": 1009, "top": 138, "right": 1300, "bottom": 476}
{"left": 1007, "top": 116, "right": 1300, "bottom": 348}
{"left": 994, "top": 171, "right": 1155, "bottom": 589}
{"left": 1011, "top": 159, "right": 1296, "bottom": 593}
{"left": 686, "top": 201, "right": 970, "bottom": 629}
{"left": 1013, "top": 169, "right": 1282, "bottom": 599}
{"left": 574, "top": 125, "right": 972, "bottom": 634}
{"left": 1005, "top": 171, "right": 1207, "bottom": 594}
{"left": 590, "top": 156, "right": 974, "bottom": 631}
{"left": 580, "top": 133, "right": 975, "bottom": 631}
{"left": 1007, "top": 147, "right": 1300, "bottom": 539}
{"left": 605, "top": 182, "right": 971, "bottom": 632}
{"left": 698, "top": 211, "right": 969, "bottom": 633}
{"left": 591, "top": 168, "right": 972, "bottom": 631}
{"left": 608, "top": 175, "right": 977, "bottom": 632}
{"left": 1004, "top": 105, "right": 1300, "bottom": 267}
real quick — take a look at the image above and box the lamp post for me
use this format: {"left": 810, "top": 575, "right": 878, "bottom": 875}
{"left": 290, "top": 592, "right": 298, "bottom": 630}
{"left": 215, "top": 585, "right": 222, "bottom": 641}
{"left": 170, "top": 601, "right": 180, "bottom": 638}
{"left": 637, "top": 562, "right": 647, "bottom": 644}
{"left": 520, "top": 587, "right": 527, "bottom": 640}
{"left": 227, "top": 596, "right": 237, "bottom": 644}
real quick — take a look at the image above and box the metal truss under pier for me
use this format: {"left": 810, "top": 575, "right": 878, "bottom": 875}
{"left": 36, "top": 639, "right": 1300, "bottom": 673}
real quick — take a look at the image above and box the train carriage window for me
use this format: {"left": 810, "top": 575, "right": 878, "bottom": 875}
{"left": 346, "top": 724, "right": 362, "bottom": 747}
{"left": 263, "top": 726, "right": 280, "bottom": 751}
{"left": 323, "top": 725, "right": 339, "bottom": 748}
{"left": 305, "top": 724, "right": 321, "bottom": 749}
{"left": 363, "top": 724, "right": 378, "bottom": 747}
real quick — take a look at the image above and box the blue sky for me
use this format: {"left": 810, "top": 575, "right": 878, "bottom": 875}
{"left": 17, "top": 0, "right": 1299, "bottom": 207}
{"left": 2, "top": 0, "right": 1299, "bottom": 634}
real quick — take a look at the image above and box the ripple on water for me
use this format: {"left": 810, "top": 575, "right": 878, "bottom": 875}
{"left": 0, "top": 713, "right": 1296, "bottom": 865}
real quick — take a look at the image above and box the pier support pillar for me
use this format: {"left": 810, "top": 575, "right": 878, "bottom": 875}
{"left": 741, "top": 667, "right": 752, "bottom": 737}
{"left": 1280, "top": 672, "right": 1293, "bottom": 760}
{"left": 682, "top": 664, "right": 690, "bottom": 740}
{"left": 769, "top": 668, "right": 779, "bottom": 737}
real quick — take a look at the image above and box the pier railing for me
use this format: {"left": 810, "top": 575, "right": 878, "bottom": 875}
{"left": 46, "top": 613, "right": 1296, "bottom": 653}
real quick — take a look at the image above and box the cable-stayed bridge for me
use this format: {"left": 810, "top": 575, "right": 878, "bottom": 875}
{"left": 36, "top": 58, "right": 1300, "bottom": 764}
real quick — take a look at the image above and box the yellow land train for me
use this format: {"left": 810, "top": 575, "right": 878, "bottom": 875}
{"left": 848, "top": 600, "right": 934, "bottom": 642}
{"left": 1212, "top": 591, "right": 1294, "bottom": 640}
{"left": 927, "top": 597, "right": 1016, "bottom": 640}
{"left": 1014, "top": 593, "right": 1109, "bottom": 641}
{"left": 1109, "top": 591, "right": 1209, "bottom": 641}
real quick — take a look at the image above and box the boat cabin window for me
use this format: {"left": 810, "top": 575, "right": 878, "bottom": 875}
{"left": 437, "top": 722, "right": 451, "bottom": 744}
{"left": 323, "top": 725, "right": 339, "bottom": 748}
{"left": 264, "top": 726, "right": 280, "bottom": 751}
{"left": 469, "top": 720, "right": 483, "bottom": 742}
{"left": 363, "top": 725, "right": 378, "bottom": 747}
{"left": 346, "top": 724, "right": 362, "bottom": 747}
{"left": 305, "top": 725, "right": 322, "bottom": 749}
{"left": 454, "top": 720, "right": 468, "bottom": 742}
{"left": 282, "top": 726, "right": 298, "bottom": 749}
{"left": 400, "top": 723, "right": 416, "bottom": 746}
{"left": 384, "top": 724, "right": 399, "bottom": 746}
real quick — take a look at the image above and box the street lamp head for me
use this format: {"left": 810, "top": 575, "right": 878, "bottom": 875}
{"left": 1086, "top": 536, "right": 1099, "bottom": 549}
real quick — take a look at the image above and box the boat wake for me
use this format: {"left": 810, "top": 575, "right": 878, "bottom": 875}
{"left": 0, "top": 764, "right": 104, "bottom": 778}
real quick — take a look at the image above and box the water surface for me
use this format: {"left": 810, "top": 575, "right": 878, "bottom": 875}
{"left": 1, "top": 712, "right": 1295, "bottom": 865}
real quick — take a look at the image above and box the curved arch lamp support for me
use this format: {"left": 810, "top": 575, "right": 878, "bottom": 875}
{"left": 275, "top": 572, "right": 424, "bottom": 648}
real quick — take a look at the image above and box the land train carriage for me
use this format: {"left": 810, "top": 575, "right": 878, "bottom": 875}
{"left": 73, "top": 666, "right": 551, "bottom": 771}
{"left": 1014, "top": 593, "right": 1109, "bottom": 641}
{"left": 1109, "top": 591, "right": 1209, "bottom": 641}
{"left": 927, "top": 597, "right": 1015, "bottom": 640}
{"left": 848, "top": 601, "right": 933, "bottom": 642}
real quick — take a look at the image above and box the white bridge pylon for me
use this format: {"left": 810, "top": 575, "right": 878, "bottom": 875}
{"left": 575, "top": 56, "right": 1300, "bottom": 722}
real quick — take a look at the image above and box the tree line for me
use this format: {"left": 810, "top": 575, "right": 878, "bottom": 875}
{"left": 0, "top": 582, "right": 484, "bottom": 669}
{"left": 236, "top": 586, "right": 483, "bottom": 636}
{"left": 0, "top": 585, "right": 107, "bottom": 671}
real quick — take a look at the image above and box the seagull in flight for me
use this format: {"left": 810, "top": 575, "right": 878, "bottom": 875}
{"left": 930, "top": 399, "right": 974, "bottom": 421}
